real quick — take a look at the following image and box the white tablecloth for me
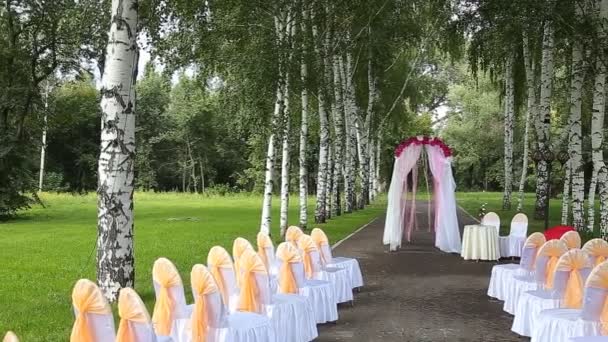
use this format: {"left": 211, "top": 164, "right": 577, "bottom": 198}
{"left": 461, "top": 224, "right": 500, "bottom": 261}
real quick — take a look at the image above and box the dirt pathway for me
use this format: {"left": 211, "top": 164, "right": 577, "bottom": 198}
{"left": 317, "top": 202, "right": 526, "bottom": 342}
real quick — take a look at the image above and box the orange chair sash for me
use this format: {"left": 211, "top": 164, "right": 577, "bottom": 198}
{"left": 545, "top": 256, "right": 559, "bottom": 289}
{"left": 237, "top": 249, "right": 267, "bottom": 314}
{"left": 560, "top": 231, "right": 582, "bottom": 250}
{"left": 152, "top": 258, "right": 183, "bottom": 336}
{"left": 233, "top": 237, "right": 254, "bottom": 286}
{"left": 286, "top": 226, "right": 303, "bottom": 245}
{"left": 70, "top": 279, "right": 111, "bottom": 342}
{"left": 524, "top": 232, "right": 546, "bottom": 248}
{"left": 207, "top": 246, "right": 234, "bottom": 306}
{"left": 191, "top": 264, "right": 218, "bottom": 342}
{"left": 311, "top": 228, "right": 330, "bottom": 264}
{"left": 116, "top": 288, "right": 151, "bottom": 342}
{"left": 257, "top": 232, "right": 274, "bottom": 270}
{"left": 3, "top": 331, "right": 19, "bottom": 342}
{"left": 556, "top": 249, "right": 591, "bottom": 308}
{"left": 276, "top": 242, "right": 302, "bottom": 294}
{"left": 583, "top": 239, "right": 608, "bottom": 267}
{"left": 297, "top": 235, "right": 318, "bottom": 278}
{"left": 586, "top": 261, "right": 608, "bottom": 334}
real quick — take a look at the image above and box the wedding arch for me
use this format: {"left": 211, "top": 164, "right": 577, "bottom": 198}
{"left": 382, "top": 136, "right": 462, "bottom": 253}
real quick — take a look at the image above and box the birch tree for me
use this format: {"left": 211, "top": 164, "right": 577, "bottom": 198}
{"left": 298, "top": 10, "right": 309, "bottom": 229}
{"left": 517, "top": 33, "right": 536, "bottom": 212}
{"left": 96, "top": 0, "right": 139, "bottom": 301}
{"left": 502, "top": 53, "right": 515, "bottom": 210}
{"left": 341, "top": 55, "right": 356, "bottom": 213}
{"left": 567, "top": 4, "right": 586, "bottom": 230}
{"left": 260, "top": 16, "right": 286, "bottom": 235}
{"left": 331, "top": 51, "right": 345, "bottom": 217}
{"left": 587, "top": 0, "right": 608, "bottom": 233}
{"left": 533, "top": 8, "right": 556, "bottom": 220}
{"left": 312, "top": 9, "right": 329, "bottom": 224}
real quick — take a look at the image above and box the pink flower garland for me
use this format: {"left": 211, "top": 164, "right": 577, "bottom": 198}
{"left": 394, "top": 136, "right": 452, "bottom": 158}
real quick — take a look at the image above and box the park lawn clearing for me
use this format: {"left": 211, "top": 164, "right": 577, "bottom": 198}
{"left": 0, "top": 192, "right": 386, "bottom": 341}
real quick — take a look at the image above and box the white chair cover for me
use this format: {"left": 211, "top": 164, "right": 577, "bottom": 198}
{"left": 499, "top": 213, "right": 528, "bottom": 257}
{"left": 203, "top": 291, "right": 276, "bottom": 342}
{"left": 481, "top": 212, "right": 500, "bottom": 231}
{"left": 152, "top": 280, "right": 192, "bottom": 342}
{"left": 216, "top": 268, "right": 240, "bottom": 313}
{"left": 501, "top": 245, "right": 543, "bottom": 313}
{"left": 570, "top": 337, "right": 608, "bottom": 342}
{"left": 531, "top": 263, "right": 608, "bottom": 342}
{"left": 488, "top": 233, "right": 545, "bottom": 301}
{"left": 290, "top": 261, "right": 338, "bottom": 323}
{"left": 254, "top": 272, "right": 318, "bottom": 342}
{"left": 309, "top": 249, "right": 353, "bottom": 303}
{"left": 73, "top": 309, "right": 116, "bottom": 341}
{"left": 320, "top": 243, "right": 364, "bottom": 289}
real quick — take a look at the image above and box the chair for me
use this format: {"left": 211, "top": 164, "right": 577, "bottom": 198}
{"left": 238, "top": 249, "right": 317, "bottom": 342}
{"left": 499, "top": 213, "right": 528, "bottom": 257}
{"left": 276, "top": 242, "right": 338, "bottom": 324}
{"left": 190, "top": 264, "right": 276, "bottom": 342}
{"left": 233, "top": 237, "right": 255, "bottom": 287}
{"left": 583, "top": 239, "right": 608, "bottom": 266}
{"left": 512, "top": 249, "right": 592, "bottom": 337}
{"left": 297, "top": 234, "right": 353, "bottom": 304}
{"left": 503, "top": 240, "right": 568, "bottom": 314}
{"left": 70, "top": 279, "right": 116, "bottom": 342}
{"left": 488, "top": 232, "right": 545, "bottom": 301}
{"left": 285, "top": 226, "right": 304, "bottom": 247}
{"left": 481, "top": 212, "right": 500, "bottom": 231}
{"left": 208, "top": 246, "right": 240, "bottom": 313}
{"left": 256, "top": 232, "right": 279, "bottom": 293}
{"left": 152, "top": 258, "right": 191, "bottom": 342}
{"left": 311, "top": 228, "right": 364, "bottom": 289}
{"left": 531, "top": 260, "right": 608, "bottom": 342}
{"left": 570, "top": 338, "right": 608, "bottom": 342}
{"left": 561, "top": 231, "right": 582, "bottom": 250}
{"left": 116, "top": 287, "right": 171, "bottom": 342}
{"left": 3, "top": 331, "right": 18, "bottom": 342}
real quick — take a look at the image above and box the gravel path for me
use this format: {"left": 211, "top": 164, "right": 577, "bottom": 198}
{"left": 317, "top": 201, "right": 527, "bottom": 342}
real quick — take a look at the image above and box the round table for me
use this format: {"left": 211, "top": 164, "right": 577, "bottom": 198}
{"left": 461, "top": 224, "right": 500, "bottom": 261}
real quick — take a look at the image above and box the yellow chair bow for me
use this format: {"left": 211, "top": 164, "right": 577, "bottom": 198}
{"left": 297, "top": 234, "right": 319, "bottom": 279}
{"left": 237, "top": 249, "right": 267, "bottom": 314}
{"left": 538, "top": 240, "right": 568, "bottom": 289}
{"left": 191, "top": 264, "right": 219, "bottom": 342}
{"left": 311, "top": 228, "right": 330, "bottom": 264}
{"left": 585, "top": 260, "right": 608, "bottom": 335}
{"left": 257, "top": 232, "right": 274, "bottom": 271}
{"left": 70, "top": 279, "right": 112, "bottom": 342}
{"left": 152, "top": 258, "right": 183, "bottom": 336}
{"left": 583, "top": 238, "right": 608, "bottom": 266}
{"left": 276, "top": 242, "right": 302, "bottom": 294}
{"left": 560, "top": 231, "right": 581, "bottom": 250}
{"left": 207, "top": 246, "right": 235, "bottom": 306}
{"left": 286, "top": 226, "right": 304, "bottom": 246}
{"left": 3, "top": 331, "right": 19, "bottom": 342}
{"left": 524, "top": 232, "right": 546, "bottom": 249}
{"left": 233, "top": 237, "right": 254, "bottom": 286}
{"left": 556, "top": 249, "right": 591, "bottom": 308}
{"left": 116, "top": 288, "right": 152, "bottom": 342}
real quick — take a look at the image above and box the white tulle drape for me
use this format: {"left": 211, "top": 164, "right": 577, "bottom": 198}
{"left": 383, "top": 145, "right": 422, "bottom": 251}
{"left": 382, "top": 143, "right": 461, "bottom": 253}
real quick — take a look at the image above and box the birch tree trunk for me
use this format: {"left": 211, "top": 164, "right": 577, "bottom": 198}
{"left": 368, "top": 137, "right": 375, "bottom": 201}
{"left": 326, "top": 142, "right": 333, "bottom": 219}
{"left": 331, "top": 53, "right": 345, "bottom": 217}
{"left": 517, "top": 35, "right": 534, "bottom": 212}
{"left": 502, "top": 53, "right": 515, "bottom": 210}
{"left": 311, "top": 10, "right": 329, "bottom": 224}
{"left": 597, "top": 0, "right": 608, "bottom": 237}
{"left": 567, "top": 24, "right": 586, "bottom": 230}
{"left": 97, "top": 0, "right": 138, "bottom": 302}
{"left": 534, "top": 15, "right": 556, "bottom": 220}
{"left": 373, "top": 135, "right": 381, "bottom": 197}
{"left": 340, "top": 55, "right": 356, "bottom": 213}
{"left": 298, "top": 11, "right": 309, "bottom": 229}
{"left": 589, "top": 0, "right": 608, "bottom": 234}
{"left": 562, "top": 160, "right": 571, "bottom": 225}
{"left": 363, "top": 40, "right": 376, "bottom": 205}
{"left": 38, "top": 81, "right": 50, "bottom": 192}
{"left": 279, "top": 15, "right": 295, "bottom": 237}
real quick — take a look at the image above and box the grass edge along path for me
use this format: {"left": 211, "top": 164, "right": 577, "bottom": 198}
{"left": 0, "top": 192, "right": 386, "bottom": 341}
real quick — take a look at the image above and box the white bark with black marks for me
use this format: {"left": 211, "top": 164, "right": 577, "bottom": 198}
{"left": 298, "top": 11, "right": 309, "bottom": 230}
{"left": 331, "top": 53, "right": 344, "bottom": 216}
{"left": 502, "top": 54, "right": 515, "bottom": 210}
{"left": 562, "top": 160, "right": 571, "bottom": 225}
{"left": 567, "top": 22, "right": 586, "bottom": 230}
{"left": 340, "top": 55, "right": 356, "bottom": 213}
{"left": 534, "top": 15, "right": 555, "bottom": 220}
{"left": 97, "top": 0, "right": 139, "bottom": 302}
{"left": 38, "top": 81, "right": 50, "bottom": 191}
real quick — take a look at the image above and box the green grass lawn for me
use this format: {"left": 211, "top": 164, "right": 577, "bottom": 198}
{"left": 0, "top": 192, "right": 386, "bottom": 340}
{"left": 456, "top": 192, "right": 600, "bottom": 239}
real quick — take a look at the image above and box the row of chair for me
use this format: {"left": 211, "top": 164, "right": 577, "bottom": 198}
{"left": 481, "top": 212, "right": 528, "bottom": 258}
{"left": 487, "top": 230, "right": 608, "bottom": 341}
{"left": 3, "top": 226, "right": 364, "bottom": 342}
